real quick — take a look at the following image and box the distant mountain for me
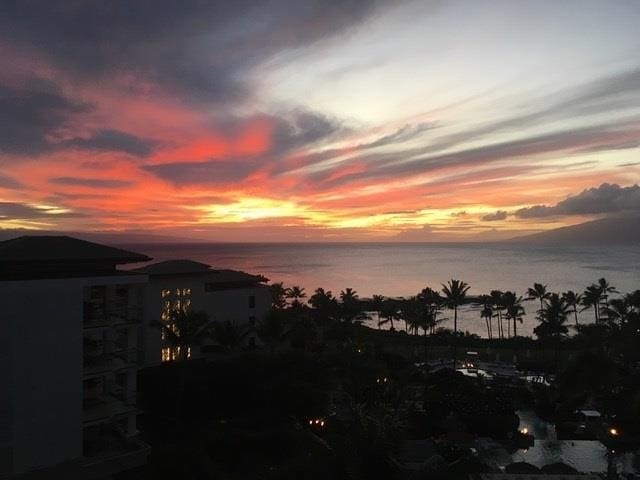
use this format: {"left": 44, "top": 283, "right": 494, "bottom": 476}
{"left": 507, "top": 216, "right": 640, "bottom": 245}
{"left": 0, "top": 229, "right": 195, "bottom": 245}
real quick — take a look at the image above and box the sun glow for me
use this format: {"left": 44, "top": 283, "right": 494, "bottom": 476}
{"left": 197, "top": 198, "right": 308, "bottom": 223}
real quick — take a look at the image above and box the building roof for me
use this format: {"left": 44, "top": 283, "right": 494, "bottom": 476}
{"left": 131, "top": 259, "right": 268, "bottom": 284}
{"left": 131, "top": 259, "right": 212, "bottom": 275}
{"left": 0, "top": 236, "right": 151, "bottom": 263}
{"left": 205, "top": 269, "right": 268, "bottom": 284}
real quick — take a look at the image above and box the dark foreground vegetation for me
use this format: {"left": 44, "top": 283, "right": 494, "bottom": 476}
{"left": 119, "top": 278, "right": 640, "bottom": 479}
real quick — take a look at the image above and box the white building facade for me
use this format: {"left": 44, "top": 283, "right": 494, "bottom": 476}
{"left": 135, "top": 260, "right": 271, "bottom": 366}
{"left": 0, "top": 236, "right": 150, "bottom": 478}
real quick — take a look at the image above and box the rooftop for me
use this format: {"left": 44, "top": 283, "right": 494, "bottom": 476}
{"left": 0, "top": 236, "right": 151, "bottom": 264}
{"left": 131, "top": 259, "right": 211, "bottom": 275}
{"left": 131, "top": 259, "right": 268, "bottom": 284}
{"left": 0, "top": 236, "right": 151, "bottom": 280}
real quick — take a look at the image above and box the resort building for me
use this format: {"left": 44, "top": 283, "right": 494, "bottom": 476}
{"left": 133, "top": 260, "right": 271, "bottom": 366}
{"left": 0, "top": 236, "right": 151, "bottom": 478}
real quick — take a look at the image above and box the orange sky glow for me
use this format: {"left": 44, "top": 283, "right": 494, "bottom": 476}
{"left": 1, "top": 2, "right": 639, "bottom": 241}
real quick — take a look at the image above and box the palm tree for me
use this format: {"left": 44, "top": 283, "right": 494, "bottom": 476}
{"left": 400, "top": 297, "right": 424, "bottom": 335}
{"left": 309, "top": 288, "right": 338, "bottom": 325}
{"left": 419, "top": 287, "right": 443, "bottom": 335}
{"left": 151, "top": 309, "right": 215, "bottom": 424}
{"left": 152, "top": 309, "right": 215, "bottom": 361}
{"left": 490, "top": 290, "right": 505, "bottom": 338}
{"left": 379, "top": 298, "right": 399, "bottom": 331}
{"left": 286, "top": 285, "right": 307, "bottom": 309}
{"left": 603, "top": 298, "right": 631, "bottom": 326}
{"left": 527, "top": 283, "right": 551, "bottom": 314}
{"left": 212, "top": 320, "right": 248, "bottom": 350}
{"left": 270, "top": 282, "right": 288, "bottom": 309}
{"left": 581, "top": 285, "right": 602, "bottom": 323}
{"left": 257, "top": 309, "right": 287, "bottom": 354}
{"left": 371, "top": 294, "right": 385, "bottom": 329}
{"left": 596, "top": 277, "right": 617, "bottom": 321}
{"left": 441, "top": 279, "right": 470, "bottom": 335}
{"left": 479, "top": 295, "right": 493, "bottom": 339}
{"left": 339, "top": 288, "right": 364, "bottom": 324}
{"left": 442, "top": 279, "right": 470, "bottom": 368}
{"left": 562, "top": 290, "right": 583, "bottom": 326}
{"left": 502, "top": 291, "right": 525, "bottom": 338}
{"left": 534, "top": 293, "right": 570, "bottom": 339}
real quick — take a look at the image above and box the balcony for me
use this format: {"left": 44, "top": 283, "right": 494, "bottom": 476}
{"left": 83, "top": 353, "right": 112, "bottom": 375}
{"left": 83, "top": 397, "right": 137, "bottom": 426}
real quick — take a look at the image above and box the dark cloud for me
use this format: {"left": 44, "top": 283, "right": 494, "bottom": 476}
{"left": 50, "top": 177, "right": 133, "bottom": 188}
{"left": 144, "top": 160, "right": 260, "bottom": 185}
{"left": 516, "top": 183, "right": 640, "bottom": 218}
{"left": 1, "top": 0, "right": 386, "bottom": 103}
{"left": 0, "top": 174, "right": 23, "bottom": 189}
{"left": 145, "top": 109, "right": 347, "bottom": 185}
{"left": 482, "top": 210, "right": 508, "bottom": 221}
{"left": 0, "top": 202, "right": 84, "bottom": 220}
{"left": 270, "top": 110, "right": 346, "bottom": 155}
{"left": 64, "top": 129, "right": 156, "bottom": 157}
{"left": 0, "top": 79, "right": 91, "bottom": 155}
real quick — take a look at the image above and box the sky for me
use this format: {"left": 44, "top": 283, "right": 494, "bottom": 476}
{"left": 1, "top": 0, "right": 639, "bottom": 241}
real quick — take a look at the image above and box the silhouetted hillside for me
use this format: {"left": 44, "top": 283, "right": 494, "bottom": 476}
{"left": 507, "top": 216, "right": 640, "bottom": 245}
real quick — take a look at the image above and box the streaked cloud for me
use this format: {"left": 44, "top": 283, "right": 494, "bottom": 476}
{"left": 64, "top": 130, "right": 156, "bottom": 157}
{"left": 1, "top": 1, "right": 639, "bottom": 239}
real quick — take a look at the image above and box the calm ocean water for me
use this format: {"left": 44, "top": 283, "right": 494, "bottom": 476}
{"left": 123, "top": 243, "right": 640, "bottom": 338}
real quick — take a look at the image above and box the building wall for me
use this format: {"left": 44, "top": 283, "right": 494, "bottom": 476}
{"left": 141, "top": 275, "right": 271, "bottom": 367}
{"left": 0, "top": 274, "right": 146, "bottom": 475}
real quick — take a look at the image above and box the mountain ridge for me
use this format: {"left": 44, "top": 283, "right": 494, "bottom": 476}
{"left": 506, "top": 216, "right": 640, "bottom": 245}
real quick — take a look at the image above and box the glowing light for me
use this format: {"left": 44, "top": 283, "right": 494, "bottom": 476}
{"left": 198, "top": 198, "right": 306, "bottom": 223}
{"left": 520, "top": 427, "right": 528, "bottom": 435}
{"left": 609, "top": 428, "right": 618, "bottom": 436}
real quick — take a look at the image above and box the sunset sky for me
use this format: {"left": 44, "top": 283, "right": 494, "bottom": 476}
{"left": 1, "top": 0, "right": 639, "bottom": 241}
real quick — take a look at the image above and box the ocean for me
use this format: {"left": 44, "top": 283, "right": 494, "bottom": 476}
{"left": 123, "top": 242, "right": 640, "bottom": 338}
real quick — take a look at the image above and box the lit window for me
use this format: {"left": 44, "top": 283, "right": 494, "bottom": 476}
{"left": 161, "top": 347, "right": 172, "bottom": 362}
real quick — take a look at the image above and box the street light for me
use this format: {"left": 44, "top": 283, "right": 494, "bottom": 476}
{"left": 606, "top": 427, "right": 619, "bottom": 479}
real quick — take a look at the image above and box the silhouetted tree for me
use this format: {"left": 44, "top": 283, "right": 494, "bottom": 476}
{"left": 286, "top": 285, "right": 307, "bottom": 309}
{"left": 339, "top": 288, "right": 364, "bottom": 324}
{"left": 490, "top": 290, "right": 505, "bottom": 338}
{"left": 257, "top": 309, "right": 287, "bottom": 354}
{"left": 442, "top": 279, "right": 470, "bottom": 368}
{"left": 212, "top": 320, "right": 248, "bottom": 350}
{"left": 526, "top": 282, "right": 551, "bottom": 315}
{"left": 418, "top": 287, "right": 443, "bottom": 335}
{"left": 581, "top": 284, "right": 602, "bottom": 323}
{"left": 534, "top": 293, "right": 569, "bottom": 340}
{"left": 603, "top": 297, "right": 631, "bottom": 326}
{"left": 270, "top": 282, "right": 288, "bottom": 309}
{"left": 562, "top": 290, "right": 582, "bottom": 326}
{"left": 309, "top": 287, "right": 339, "bottom": 326}
{"left": 502, "top": 291, "right": 525, "bottom": 337}
{"left": 441, "top": 279, "right": 470, "bottom": 335}
{"left": 151, "top": 309, "right": 215, "bottom": 424}
{"left": 379, "top": 298, "right": 399, "bottom": 331}
{"left": 371, "top": 294, "right": 385, "bottom": 329}
{"left": 479, "top": 295, "right": 493, "bottom": 339}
